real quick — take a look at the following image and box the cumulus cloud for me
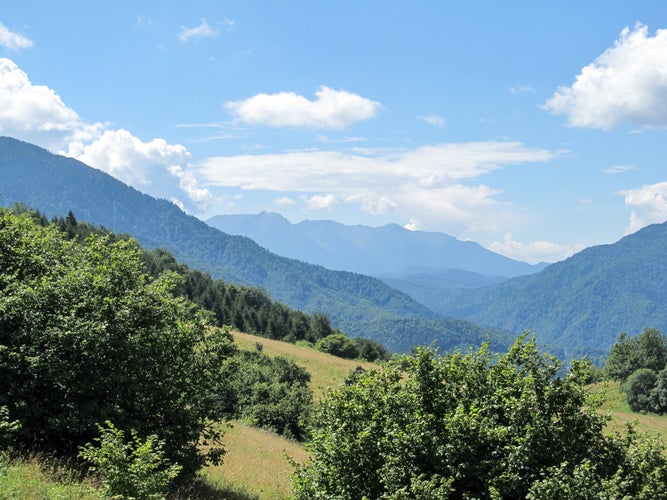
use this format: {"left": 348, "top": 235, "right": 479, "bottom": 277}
{"left": 69, "top": 129, "right": 189, "bottom": 186}
{"left": 0, "top": 21, "right": 33, "bottom": 50}
{"left": 489, "top": 233, "right": 584, "bottom": 264}
{"left": 178, "top": 19, "right": 219, "bottom": 42}
{"left": 304, "top": 194, "right": 338, "bottom": 210}
{"left": 0, "top": 58, "right": 96, "bottom": 148}
{"left": 274, "top": 196, "right": 295, "bottom": 207}
{"left": 544, "top": 23, "right": 667, "bottom": 129}
{"left": 620, "top": 182, "right": 667, "bottom": 233}
{"left": 168, "top": 164, "right": 214, "bottom": 208}
{"left": 225, "top": 86, "right": 381, "bottom": 129}
{"left": 0, "top": 57, "right": 207, "bottom": 208}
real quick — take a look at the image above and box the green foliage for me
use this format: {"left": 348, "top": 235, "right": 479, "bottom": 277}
{"left": 0, "top": 210, "right": 235, "bottom": 475}
{"left": 353, "top": 337, "right": 391, "bottom": 362}
{"left": 315, "top": 333, "right": 359, "bottom": 360}
{"left": 293, "top": 335, "right": 667, "bottom": 499}
{"left": 225, "top": 351, "right": 312, "bottom": 440}
{"left": 527, "top": 427, "right": 667, "bottom": 499}
{"left": 650, "top": 368, "right": 667, "bottom": 413}
{"left": 606, "top": 328, "right": 667, "bottom": 382}
{"left": 605, "top": 328, "right": 667, "bottom": 414}
{"left": 625, "top": 368, "right": 659, "bottom": 413}
{"left": 0, "top": 406, "right": 20, "bottom": 450}
{"left": 79, "top": 421, "right": 181, "bottom": 500}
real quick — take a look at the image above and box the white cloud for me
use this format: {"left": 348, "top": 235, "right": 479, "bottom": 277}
{"left": 0, "top": 58, "right": 208, "bottom": 207}
{"left": 489, "top": 233, "right": 584, "bottom": 264}
{"left": 602, "top": 164, "right": 637, "bottom": 174}
{"left": 225, "top": 86, "right": 381, "bottom": 129}
{"left": 620, "top": 181, "right": 667, "bottom": 233}
{"left": 168, "top": 164, "right": 214, "bottom": 207}
{"left": 178, "top": 19, "right": 219, "bottom": 42}
{"left": 419, "top": 114, "right": 446, "bottom": 128}
{"left": 274, "top": 196, "right": 295, "bottom": 207}
{"left": 404, "top": 219, "right": 419, "bottom": 231}
{"left": 72, "top": 129, "right": 190, "bottom": 186}
{"left": 0, "top": 58, "right": 95, "bottom": 149}
{"left": 197, "top": 141, "right": 555, "bottom": 235}
{"left": 544, "top": 23, "right": 667, "bottom": 129}
{"left": 304, "top": 194, "right": 338, "bottom": 210}
{"left": 345, "top": 193, "right": 397, "bottom": 215}
{"left": 0, "top": 22, "right": 33, "bottom": 50}
{"left": 198, "top": 141, "right": 553, "bottom": 192}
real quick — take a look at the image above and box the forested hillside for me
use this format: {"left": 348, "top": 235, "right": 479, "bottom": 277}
{"left": 0, "top": 136, "right": 509, "bottom": 353}
{"left": 436, "top": 223, "right": 667, "bottom": 362}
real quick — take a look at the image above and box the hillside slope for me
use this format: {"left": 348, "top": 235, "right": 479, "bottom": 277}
{"left": 437, "top": 223, "right": 667, "bottom": 361}
{"left": 0, "top": 136, "right": 510, "bottom": 352}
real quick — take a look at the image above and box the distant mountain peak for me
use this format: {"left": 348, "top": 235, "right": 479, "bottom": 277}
{"left": 207, "top": 212, "right": 544, "bottom": 278}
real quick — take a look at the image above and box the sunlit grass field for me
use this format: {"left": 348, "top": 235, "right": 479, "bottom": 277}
{"left": 594, "top": 380, "right": 667, "bottom": 437}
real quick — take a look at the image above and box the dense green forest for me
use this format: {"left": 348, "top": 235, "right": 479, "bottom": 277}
{"left": 32, "top": 204, "right": 390, "bottom": 363}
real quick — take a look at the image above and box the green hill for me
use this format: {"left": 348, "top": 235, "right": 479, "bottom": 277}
{"left": 0, "top": 136, "right": 509, "bottom": 353}
{"left": 436, "top": 223, "right": 667, "bottom": 362}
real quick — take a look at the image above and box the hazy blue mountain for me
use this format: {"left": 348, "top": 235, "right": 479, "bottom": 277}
{"left": 206, "top": 212, "right": 546, "bottom": 278}
{"left": 380, "top": 268, "right": 509, "bottom": 312}
{"left": 435, "top": 223, "right": 667, "bottom": 363}
{"left": 0, "top": 136, "right": 511, "bottom": 353}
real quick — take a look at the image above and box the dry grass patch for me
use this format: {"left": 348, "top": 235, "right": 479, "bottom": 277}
{"left": 231, "top": 330, "right": 378, "bottom": 398}
{"left": 203, "top": 421, "right": 308, "bottom": 500}
{"left": 593, "top": 380, "right": 667, "bottom": 439}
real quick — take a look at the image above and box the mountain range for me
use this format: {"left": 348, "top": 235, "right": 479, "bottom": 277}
{"left": 3, "top": 135, "right": 666, "bottom": 362}
{"left": 207, "top": 212, "right": 545, "bottom": 278}
{"left": 434, "top": 224, "right": 667, "bottom": 362}
{"left": 0, "top": 136, "right": 509, "bottom": 353}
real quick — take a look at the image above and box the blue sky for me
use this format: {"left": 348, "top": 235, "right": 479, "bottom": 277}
{"left": 1, "top": 1, "right": 667, "bottom": 263}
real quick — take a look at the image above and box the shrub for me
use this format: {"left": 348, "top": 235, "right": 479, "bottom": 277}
{"left": 79, "top": 421, "right": 181, "bottom": 499}
{"left": 0, "top": 211, "right": 235, "bottom": 475}
{"left": 624, "top": 368, "right": 658, "bottom": 413}
{"left": 294, "top": 335, "right": 667, "bottom": 499}
{"left": 315, "top": 333, "right": 359, "bottom": 359}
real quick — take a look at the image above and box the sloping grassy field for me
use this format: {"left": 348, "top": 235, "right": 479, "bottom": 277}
{"left": 200, "top": 331, "right": 380, "bottom": 498}
{"left": 595, "top": 380, "right": 667, "bottom": 437}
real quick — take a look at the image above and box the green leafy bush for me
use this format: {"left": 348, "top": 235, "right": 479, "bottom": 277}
{"left": 315, "top": 333, "right": 359, "bottom": 359}
{"left": 0, "top": 406, "right": 20, "bottom": 450}
{"left": 625, "top": 368, "right": 658, "bottom": 412}
{"left": 293, "top": 335, "right": 667, "bottom": 499}
{"left": 0, "top": 211, "right": 235, "bottom": 475}
{"left": 79, "top": 421, "right": 181, "bottom": 499}
{"left": 226, "top": 351, "right": 312, "bottom": 440}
